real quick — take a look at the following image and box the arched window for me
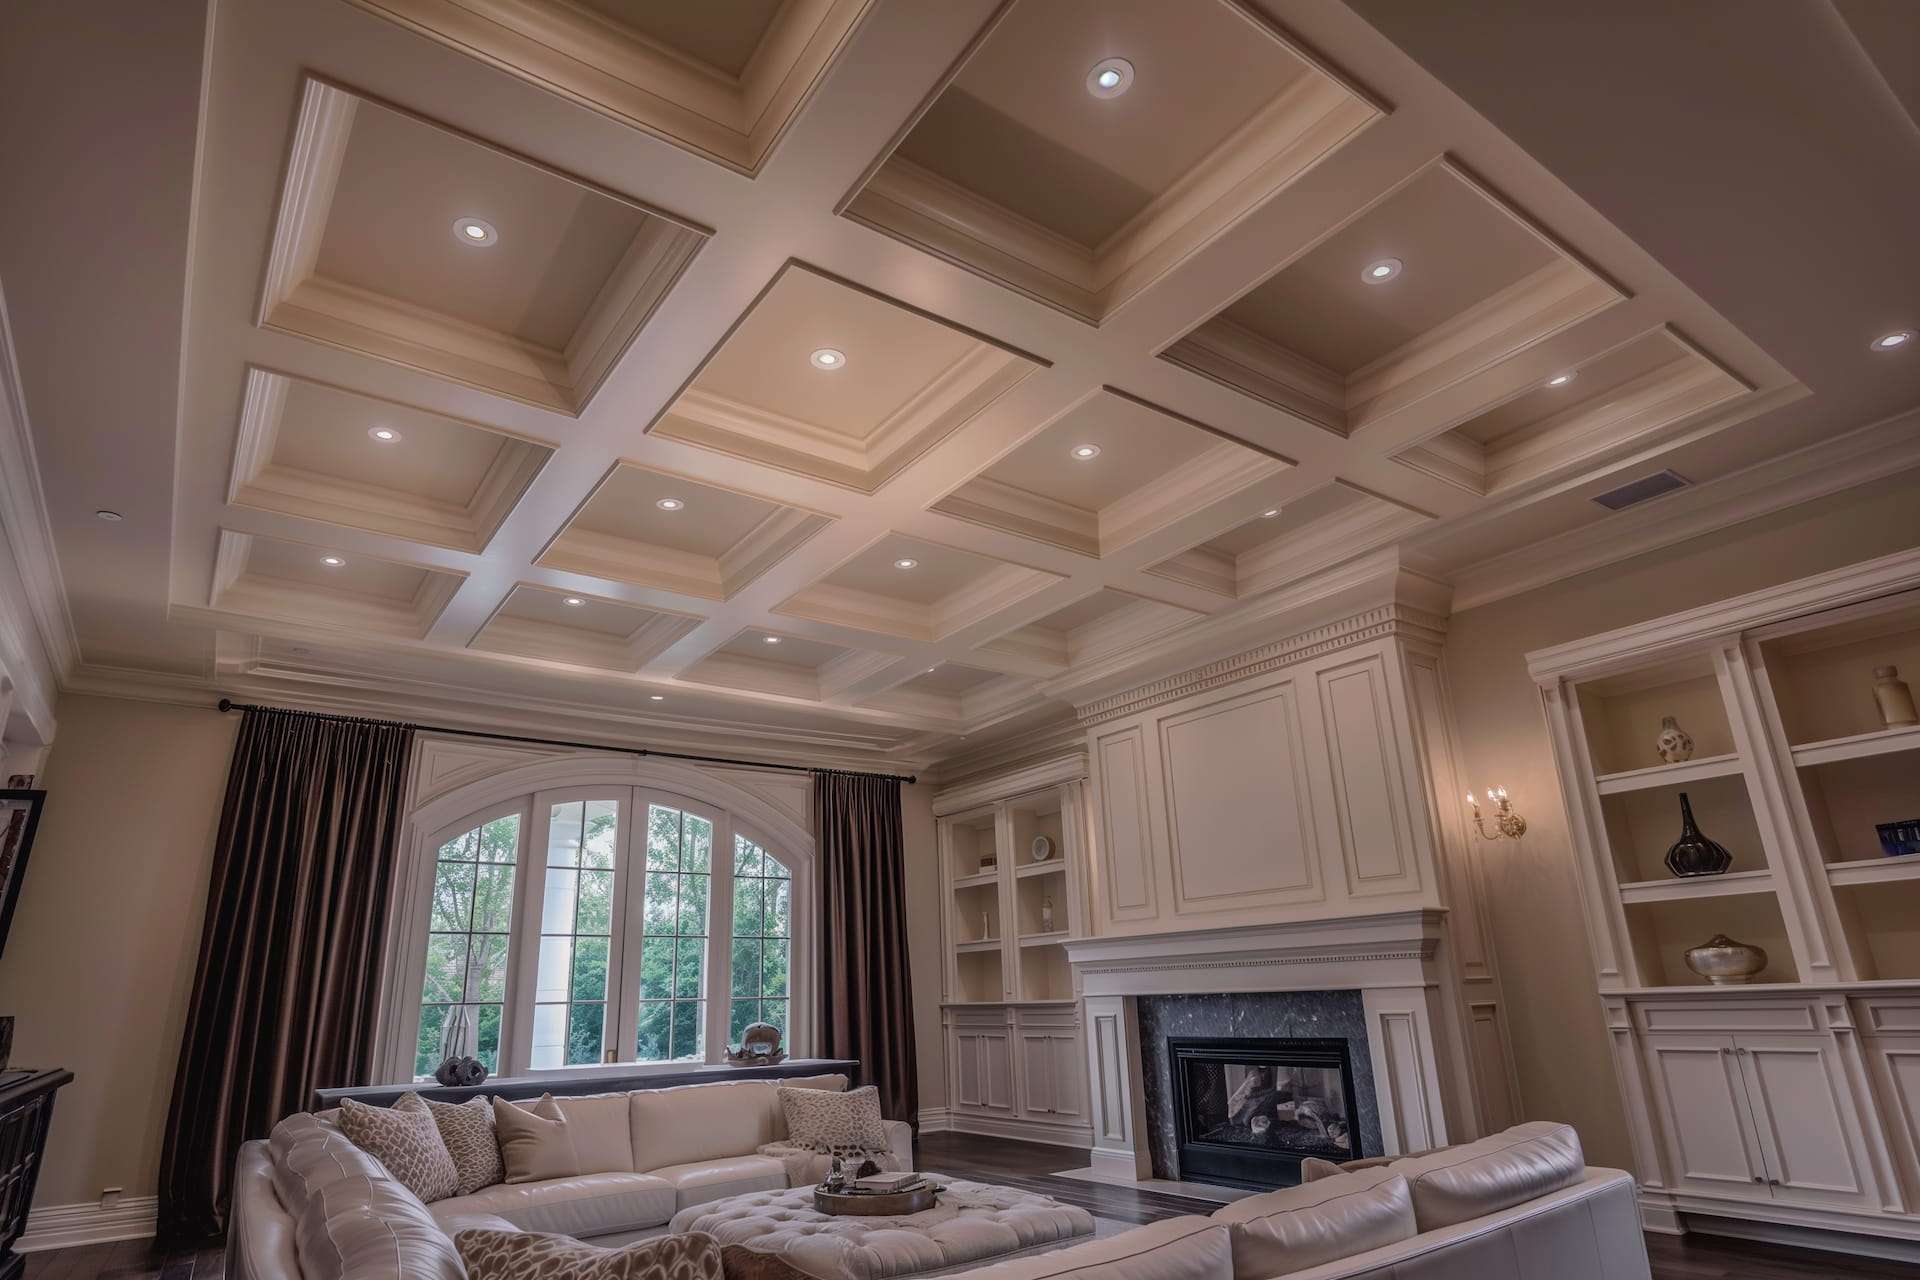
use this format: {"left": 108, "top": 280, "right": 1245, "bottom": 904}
{"left": 389, "top": 773, "right": 810, "bottom": 1082}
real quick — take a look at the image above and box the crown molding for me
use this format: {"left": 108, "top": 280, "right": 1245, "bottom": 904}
{"left": 931, "top": 750, "right": 1089, "bottom": 815}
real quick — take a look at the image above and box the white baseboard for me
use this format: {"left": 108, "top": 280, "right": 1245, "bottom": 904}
{"left": 935, "top": 1112, "right": 1093, "bottom": 1149}
{"left": 1681, "top": 1214, "right": 1920, "bottom": 1265}
{"left": 917, "top": 1107, "right": 953, "bottom": 1133}
{"left": 17, "top": 1195, "right": 159, "bottom": 1252}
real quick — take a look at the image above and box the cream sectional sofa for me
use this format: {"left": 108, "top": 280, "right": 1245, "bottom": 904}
{"left": 230, "top": 1073, "right": 911, "bottom": 1280}
{"left": 234, "top": 1103, "right": 1650, "bottom": 1280}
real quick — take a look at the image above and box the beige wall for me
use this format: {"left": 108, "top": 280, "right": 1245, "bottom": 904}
{"left": 901, "top": 780, "right": 947, "bottom": 1111}
{"left": 0, "top": 694, "right": 236, "bottom": 1209}
{"left": 1442, "top": 467, "right": 1920, "bottom": 1171}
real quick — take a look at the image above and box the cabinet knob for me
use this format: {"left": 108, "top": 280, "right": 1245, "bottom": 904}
{"left": 1752, "top": 1175, "right": 1763, "bottom": 1183}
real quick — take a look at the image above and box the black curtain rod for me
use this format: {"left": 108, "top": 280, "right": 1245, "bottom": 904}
{"left": 214, "top": 698, "right": 916, "bottom": 784}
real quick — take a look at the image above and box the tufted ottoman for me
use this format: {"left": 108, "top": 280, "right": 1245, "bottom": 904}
{"left": 666, "top": 1175, "right": 1094, "bottom": 1279}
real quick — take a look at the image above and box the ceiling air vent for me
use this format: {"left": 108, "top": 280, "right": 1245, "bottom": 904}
{"left": 1592, "top": 469, "right": 1690, "bottom": 512}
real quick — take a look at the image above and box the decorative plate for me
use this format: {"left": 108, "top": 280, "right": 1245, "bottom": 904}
{"left": 1031, "top": 835, "right": 1054, "bottom": 862}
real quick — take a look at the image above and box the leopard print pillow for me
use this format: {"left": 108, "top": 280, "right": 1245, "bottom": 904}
{"left": 338, "top": 1093, "right": 459, "bottom": 1203}
{"left": 456, "top": 1228, "right": 721, "bottom": 1280}
{"left": 425, "top": 1095, "right": 503, "bottom": 1196}
{"left": 776, "top": 1084, "right": 890, "bottom": 1156}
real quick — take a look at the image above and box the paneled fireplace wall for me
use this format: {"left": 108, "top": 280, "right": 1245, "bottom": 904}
{"left": 1139, "top": 991, "right": 1384, "bottom": 1182}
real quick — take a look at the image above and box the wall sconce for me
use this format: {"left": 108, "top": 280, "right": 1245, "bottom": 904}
{"left": 1467, "top": 787, "right": 1527, "bottom": 841}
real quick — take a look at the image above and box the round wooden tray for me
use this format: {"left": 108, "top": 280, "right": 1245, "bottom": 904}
{"left": 812, "top": 1184, "right": 938, "bottom": 1216}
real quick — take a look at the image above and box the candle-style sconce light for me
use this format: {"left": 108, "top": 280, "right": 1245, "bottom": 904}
{"left": 1466, "top": 787, "right": 1527, "bottom": 841}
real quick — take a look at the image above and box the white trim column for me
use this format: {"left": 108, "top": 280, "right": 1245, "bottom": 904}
{"left": 1082, "top": 994, "right": 1151, "bottom": 1178}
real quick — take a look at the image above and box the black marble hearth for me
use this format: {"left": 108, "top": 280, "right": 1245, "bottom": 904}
{"left": 1138, "top": 991, "right": 1383, "bottom": 1185}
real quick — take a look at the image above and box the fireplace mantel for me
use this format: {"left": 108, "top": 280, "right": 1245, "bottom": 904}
{"left": 1066, "top": 908, "right": 1478, "bottom": 1181}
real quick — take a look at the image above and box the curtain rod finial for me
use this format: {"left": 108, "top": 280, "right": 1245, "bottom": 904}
{"left": 217, "top": 698, "right": 235, "bottom": 713}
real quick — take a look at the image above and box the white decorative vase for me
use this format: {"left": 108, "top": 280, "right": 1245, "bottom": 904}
{"left": 1685, "top": 934, "right": 1767, "bottom": 985}
{"left": 1655, "top": 716, "right": 1695, "bottom": 764}
{"left": 1874, "top": 666, "right": 1918, "bottom": 728}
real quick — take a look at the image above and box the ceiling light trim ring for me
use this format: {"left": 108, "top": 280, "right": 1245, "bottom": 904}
{"left": 1362, "top": 257, "right": 1403, "bottom": 284}
{"left": 452, "top": 217, "right": 498, "bottom": 246}
{"left": 1087, "top": 58, "right": 1134, "bottom": 99}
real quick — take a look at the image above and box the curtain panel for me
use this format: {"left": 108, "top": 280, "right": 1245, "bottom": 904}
{"left": 158, "top": 707, "right": 415, "bottom": 1242}
{"left": 813, "top": 770, "right": 917, "bottom": 1124}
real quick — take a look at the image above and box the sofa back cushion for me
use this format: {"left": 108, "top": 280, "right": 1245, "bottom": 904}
{"left": 496, "top": 1093, "right": 634, "bottom": 1182}
{"left": 630, "top": 1076, "right": 846, "bottom": 1171}
{"left": 1211, "top": 1169, "right": 1414, "bottom": 1278}
{"left": 1386, "top": 1121, "right": 1584, "bottom": 1231}
{"left": 295, "top": 1172, "right": 464, "bottom": 1280}
{"left": 958, "top": 1217, "right": 1232, "bottom": 1280}
{"left": 267, "top": 1113, "right": 388, "bottom": 1222}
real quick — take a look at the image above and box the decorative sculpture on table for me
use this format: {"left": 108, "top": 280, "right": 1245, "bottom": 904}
{"left": 1664, "top": 792, "right": 1732, "bottom": 877}
{"left": 432, "top": 1007, "right": 489, "bottom": 1086}
{"left": 1655, "top": 716, "right": 1695, "bottom": 764}
{"left": 726, "top": 1020, "right": 787, "bottom": 1066}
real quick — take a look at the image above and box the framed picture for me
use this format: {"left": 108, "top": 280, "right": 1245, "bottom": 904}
{"left": 0, "top": 787, "right": 46, "bottom": 964}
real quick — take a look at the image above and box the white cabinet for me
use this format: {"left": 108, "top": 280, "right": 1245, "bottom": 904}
{"left": 1643, "top": 1034, "right": 1769, "bottom": 1196}
{"left": 1015, "top": 1005, "right": 1086, "bottom": 1126}
{"left": 951, "top": 1017, "right": 1014, "bottom": 1115}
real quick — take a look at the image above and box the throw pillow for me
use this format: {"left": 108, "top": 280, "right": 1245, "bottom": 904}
{"left": 338, "top": 1093, "right": 459, "bottom": 1203}
{"left": 776, "top": 1084, "right": 890, "bottom": 1156}
{"left": 425, "top": 1095, "right": 504, "bottom": 1196}
{"left": 718, "top": 1244, "right": 832, "bottom": 1280}
{"left": 493, "top": 1094, "right": 589, "bottom": 1183}
{"left": 457, "top": 1228, "right": 721, "bottom": 1280}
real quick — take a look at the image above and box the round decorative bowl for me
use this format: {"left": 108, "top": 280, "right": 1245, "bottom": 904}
{"left": 814, "top": 1185, "right": 938, "bottom": 1217}
{"left": 1684, "top": 934, "right": 1767, "bottom": 985}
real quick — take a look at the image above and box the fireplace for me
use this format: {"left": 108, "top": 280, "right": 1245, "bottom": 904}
{"left": 1167, "top": 1036, "right": 1362, "bottom": 1188}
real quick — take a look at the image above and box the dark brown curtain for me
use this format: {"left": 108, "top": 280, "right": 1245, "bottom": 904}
{"left": 814, "top": 770, "right": 917, "bottom": 1125}
{"left": 158, "top": 707, "right": 415, "bottom": 1243}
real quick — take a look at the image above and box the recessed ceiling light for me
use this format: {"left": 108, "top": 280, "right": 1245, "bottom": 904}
{"left": 1547, "top": 371, "right": 1576, "bottom": 387}
{"left": 562, "top": 596, "right": 586, "bottom": 607}
{"left": 894, "top": 558, "right": 919, "bottom": 570}
{"left": 95, "top": 509, "right": 123, "bottom": 522}
{"left": 1362, "top": 257, "right": 1403, "bottom": 284}
{"left": 321, "top": 555, "right": 346, "bottom": 567}
{"left": 1087, "top": 58, "right": 1134, "bottom": 99}
{"left": 649, "top": 694, "right": 665, "bottom": 702}
{"left": 1872, "top": 329, "right": 1915, "bottom": 352}
{"left": 655, "top": 497, "right": 685, "bottom": 511}
{"left": 809, "top": 347, "right": 847, "bottom": 370}
{"left": 452, "top": 217, "right": 497, "bottom": 246}
{"left": 368, "top": 426, "right": 402, "bottom": 442}
{"left": 1070, "top": 444, "right": 1102, "bottom": 460}
{"left": 762, "top": 635, "right": 782, "bottom": 645}
{"left": 1260, "top": 508, "right": 1281, "bottom": 519}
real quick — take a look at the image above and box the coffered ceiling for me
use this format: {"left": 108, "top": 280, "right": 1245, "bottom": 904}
{"left": 3, "top": 0, "right": 1917, "bottom": 774}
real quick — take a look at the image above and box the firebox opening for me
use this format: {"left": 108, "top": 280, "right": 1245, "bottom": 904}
{"left": 1169, "top": 1036, "right": 1362, "bottom": 1189}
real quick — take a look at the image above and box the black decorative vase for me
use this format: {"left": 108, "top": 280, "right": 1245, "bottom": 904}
{"left": 1665, "top": 792, "right": 1732, "bottom": 877}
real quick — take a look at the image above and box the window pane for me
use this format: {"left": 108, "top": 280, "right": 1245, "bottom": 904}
{"left": 762, "top": 999, "right": 787, "bottom": 1036}
{"left": 424, "top": 933, "right": 468, "bottom": 1003}
{"left": 762, "top": 941, "right": 788, "bottom": 998}
{"left": 731, "top": 938, "right": 760, "bottom": 997}
{"left": 643, "top": 871, "right": 677, "bottom": 933}
{"left": 439, "top": 829, "right": 477, "bottom": 862}
{"left": 730, "top": 998, "right": 759, "bottom": 1042}
{"left": 530, "top": 1002, "right": 566, "bottom": 1070}
{"left": 733, "top": 877, "right": 763, "bottom": 938}
{"left": 478, "top": 815, "right": 520, "bottom": 864}
{"left": 670, "top": 999, "right": 703, "bottom": 1060}
{"left": 473, "top": 863, "right": 515, "bottom": 932}
{"left": 567, "top": 1002, "right": 605, "bottom": 1065}
{"left": 430, "top": 861, "right": 476, "bottom": 932}
{"left": 674, "top": 936, "right": 704, "bottom": 999}
{"left": 765, "top": 878, "right": 790, "bottom": 938}
{"left": 764, "top": 851, "right": 791, "bottom": 880}
{"left": 640, "top": 935, "right": 674, "bottom": 1000}
{"left": 685, "top": 815, "right": 712, "bottom": 872}
{"left": 678, "top": 874, "right": 709, "bottom": 936}
{"left": 471, "top": 934, "right": 510, "bottom": 1001}
{"left": 415, "top": 1004, "right": 449, "bottom": 1077}
{"left": 572, "top": 935, "right": 609, "bottom": 1002}
{"left": 647, "top": 805, "right": 680, "bottom": 870}
{"left": 474, "top": 1004, "right": 503, "bottom": 1072}
{"left": 636, "top": 1001, "right": 671, "bottom": 1060}
{"left": 733, "top": 835, "right": 762, "bottom": 877}
{"left": 535, "top": 935, "right": 572, "bottom": 1003}
{"left": 547, "top": 801, "right": 583, "bottom": 867}
{"left": 575, "top": 869, "right": 614, "bottom": 935}
{"left": 541, "top": 867, "right": 578, "bottom": 933}
{"left": 581, "top": 800, "right": 619, "bottom": 869}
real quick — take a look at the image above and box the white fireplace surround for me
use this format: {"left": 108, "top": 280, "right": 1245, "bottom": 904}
{"left": 1066, "top": 908, "right": 1479, "bottom": 1182}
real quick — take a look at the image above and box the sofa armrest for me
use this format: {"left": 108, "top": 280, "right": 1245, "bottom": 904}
{"left": 885, "top": 1120, "right": 914, "bottom": 1171}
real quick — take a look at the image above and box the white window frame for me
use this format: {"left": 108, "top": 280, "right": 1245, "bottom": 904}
{"left": 377, "top": 758, "right": 815, "bottom": 1084}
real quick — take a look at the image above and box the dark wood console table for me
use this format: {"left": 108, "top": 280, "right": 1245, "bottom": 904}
{"left": 314, "top": 1058, "right": 859, "bottom": 1109}
{"left": 0, "top": 1069, "right": 73, "bottom": 1280}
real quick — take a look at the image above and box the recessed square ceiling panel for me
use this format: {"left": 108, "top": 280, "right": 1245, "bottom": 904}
{"left": 844, "top": 0, "right": 1380, "bottom": 323}
{"left": 259, "top": 78, "right": 706, "bottom": 415}
{"left": 540, "top": 464, "right": 829, "bottom": 600}
{"left": 227, "top": 368, "right": 550, "bottom": 553}
{"left": 652, "top": 264, "right": 1040, "bottom": 491}
{"left": 210, "top": 530, "right": 465, "bottom": 639}
{"left": 1163, "top": 160, "right": 1622, "bottom": 435}
{"left": 776, "top": 533, "right": 1062, "bottom": 643}
{"left": 680, "top": 628, "right": 892, "bottom": 702}
{"left": 344, "top": 0, "right": 872, "bottom": 175}
{"left": 1394, "top": 327, "right": 1750, "bottom": 495}
{"left": 979, "top": 588, "right": 1204, "bottom": 675}
{"left": 931, "top": 390, "right": 1287, "bottom": 557}
{"left": 469, "top": 584, "right": 701, "bottom": 672}
{"left": 1148, "top": 481, "right": 1429, "bottom": 600}
{"left": 859, "top": 661, "right": 1030, "bottom": 724}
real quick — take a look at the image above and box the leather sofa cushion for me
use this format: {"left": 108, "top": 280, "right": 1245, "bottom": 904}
{"left": 958, "top": 1217, "right": 1233, "bottom": 1280}
{"left": 266, "top": 1113, "right": 388, "bottom": 1222}
{"left": 630, "top": 1076, "right": 846, "bottom": 1172}
{"left": 430, "top": 1171, "right": 678, "bottom": 1238}
{"left": 295, "top": 1173, "right": 463, "bottom": 1280}
{"left": 648, "top": 1155, "right": 789, "bottom": 1210}
{"left": 1211, "top": 1169, "right": 1415, "bottom": 1277}
{"left": 1386, "top": 1121, "right": 1584, "bottom": 1232}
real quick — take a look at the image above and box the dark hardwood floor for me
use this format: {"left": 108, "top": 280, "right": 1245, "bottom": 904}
{"left": 15, "top": 1133, "right": 1912, "bottom": 1279}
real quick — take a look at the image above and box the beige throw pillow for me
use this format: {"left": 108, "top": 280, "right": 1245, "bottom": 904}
{"left": 776, "top": 1084, "right": 890, "bottom": 1156}
{"left": 494, "top": 1094, "right": 582, "bottom": 1183}
{"left": 456, "top": 1228, "right": 721, "bottom": 1280}
{"left": 425, "top": 1095, "right": 504, "bottom": 1196}
{"left": 338, "top": 1093, "right": 459, "bottom": 1203}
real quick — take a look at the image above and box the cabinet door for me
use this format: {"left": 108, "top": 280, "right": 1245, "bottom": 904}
{"left": 1016, "top": 1031, "right": 1086, "bottom": 1122}
{"left": 953, "top": 1028, "right": 1015, "bottom": 1115}
{"left": 1735, "top": 1034, "right": 1878, "bottom": 1209}
{"left": 1643, "top": 1034, "right": 1769, "bottom": 1197}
